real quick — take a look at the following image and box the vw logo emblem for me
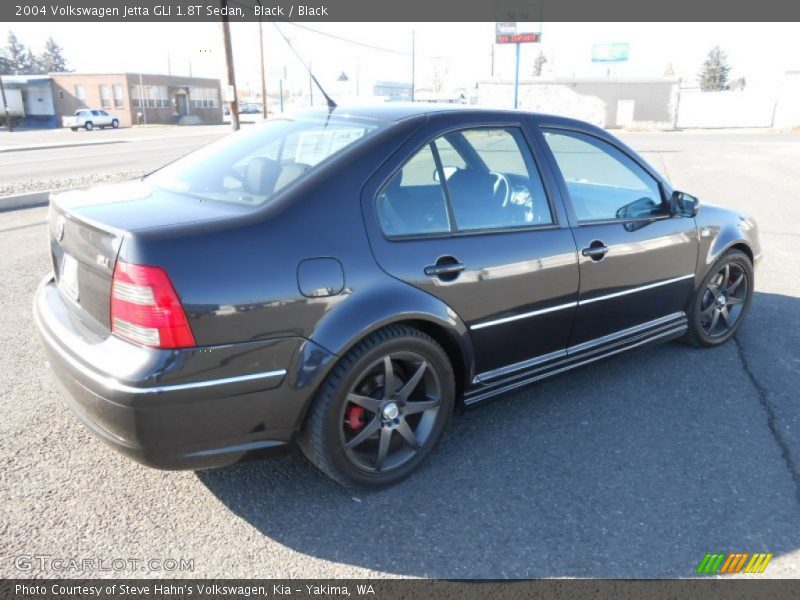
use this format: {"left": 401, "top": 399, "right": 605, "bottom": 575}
{"left": 55, "top": 216, "right": 65, "bottom": 241}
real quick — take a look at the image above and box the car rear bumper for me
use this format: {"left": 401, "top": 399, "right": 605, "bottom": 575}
{"left": 34, "top": 275, "right": 334, "bottom": 470}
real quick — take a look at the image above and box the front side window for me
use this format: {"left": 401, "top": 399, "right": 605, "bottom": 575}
{"left": 542, "top": 129, "right": 666, "bottom": 223}
{"left": 377, "top": 127, "right": 552, "bottom": 237}
{"left": 147, "top": 116, "right": 386, "bottom": 207}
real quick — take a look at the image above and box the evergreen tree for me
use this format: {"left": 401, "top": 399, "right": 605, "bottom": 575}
{"left": 698, "top": 46, "right": 731, "bottom": 91}
{"left": 532, "top": 51, "right": 548, "bottom": 76}
{"left": 0, "top": 49, "right": 11, "bottom": 75}
{"left": 25, "top": 49, "right": 44, "bottom": 75}
{"left": 41, "top": 36, "right": 69, "bottom": 73}
{"left": 6, "top": 31, "right": 28, "bottom": 75}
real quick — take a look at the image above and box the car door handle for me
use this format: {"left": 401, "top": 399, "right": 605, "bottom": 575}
{"left": 424, "top": 259, "right": 465, "bottom": 279}
{"left": 581, "top": 243, "right": 609, "bottom": 260}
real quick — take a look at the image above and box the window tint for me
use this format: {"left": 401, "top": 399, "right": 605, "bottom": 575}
{"left": 377, "top": 144, "right": 451, "bottom": 237}
{"left": 377, "top": 127, "right": 553, "bottom": 237}
{"left": 460, "top": 128, "right": 528, "bottom": 176}
{"left": 432, "top": 136, "right": 466, "bottom": 173}
{"left": 442, "top": 127, "right": 552, "bottom": 231}
{"left": 542, "top": 129, "right": 665, "bottom": 222}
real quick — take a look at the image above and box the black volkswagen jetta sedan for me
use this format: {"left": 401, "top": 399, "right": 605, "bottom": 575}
{"left": 35, "top": 104, "right": 761, "bottom": 488}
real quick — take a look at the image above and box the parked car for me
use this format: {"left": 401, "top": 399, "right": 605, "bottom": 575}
{"left": 34, "top": 105, "right": 761, "bottom": 488}
{"left": 239, "top": 102, "right": 263, "bottom": 114}
{"left": 62, "top": 109, "right": 120, "bottom": 131}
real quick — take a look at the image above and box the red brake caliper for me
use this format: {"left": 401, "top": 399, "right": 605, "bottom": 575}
{"left": 345, "top": 405, "right": 366, "bottom": 431}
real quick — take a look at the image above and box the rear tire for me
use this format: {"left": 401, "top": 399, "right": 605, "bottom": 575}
{"left": 111, "top": 119, "right": 119, "bottom": 129}
{"left": 299, "top": 325, "right": 455, "bottom": 489}
{"left": 84, "top": 121, "right": 93, "bottom": 131}
{"left": 70, "top": 127, "right": 78, "bottom": 132}
{"left": 684, "top": 249, "right": 753, "bottom": 347}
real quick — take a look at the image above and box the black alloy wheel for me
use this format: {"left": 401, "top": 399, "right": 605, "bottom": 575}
{"left": 300, "top": 325, "right": 455, "bottom": 489}
{"left": 686, "top": 249, "right": 753, "bottom": 346}
{"left": 339, "top": 352, "right": 442, "bottom": 473}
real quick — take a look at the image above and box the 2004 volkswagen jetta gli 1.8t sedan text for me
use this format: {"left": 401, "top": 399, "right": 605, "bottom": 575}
{"left": 34, "top": 104, "right": 761, "bottom": 488}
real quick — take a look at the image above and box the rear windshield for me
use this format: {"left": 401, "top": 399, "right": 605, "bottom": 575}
{"left": 146, "top": 115, "right": 387, "bottom": 206}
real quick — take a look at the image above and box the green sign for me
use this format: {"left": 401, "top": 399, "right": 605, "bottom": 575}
{"left": 592, "top": 42, "right": 629, "bottom": 62}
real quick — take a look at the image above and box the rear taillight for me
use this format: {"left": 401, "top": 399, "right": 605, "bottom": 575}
{"left": 111, "top": 261, "right": 195, "bottom": 349}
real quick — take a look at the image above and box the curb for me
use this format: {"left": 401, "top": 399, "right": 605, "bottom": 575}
{"left": 0, "top": 126, "right": 232, "bottom": 154}
{"left": 0, "top": 190, "right": 54, "bottom": 213}
{"left": 0, "top": 140, "right": 128, "bottom": 153}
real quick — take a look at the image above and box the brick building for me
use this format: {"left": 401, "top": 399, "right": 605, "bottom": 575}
{"left": 2, "top": 72, "right": 224, "bottom": 128}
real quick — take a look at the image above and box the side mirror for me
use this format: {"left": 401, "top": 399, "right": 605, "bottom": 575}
{"left": 670, "top": 191, "right": 700, "bottom": 218}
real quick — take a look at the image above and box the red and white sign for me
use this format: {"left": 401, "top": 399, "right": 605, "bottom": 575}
{"left": 495, "top": 22, "right": 540, "bottom": 44}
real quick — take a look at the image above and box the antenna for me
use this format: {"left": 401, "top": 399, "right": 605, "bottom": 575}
{"left": 272, "top": 22, "right": 337, "bottom": 111}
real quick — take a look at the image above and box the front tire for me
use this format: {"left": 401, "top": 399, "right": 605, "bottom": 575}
{"left": 299, "top": 325, "right": 455, "bottom": 489}
{"left": 84, "top": 121, "right": 93, "bottom": 131}
{"left": 685, "top": 249, "right": 753, "bottom": 347}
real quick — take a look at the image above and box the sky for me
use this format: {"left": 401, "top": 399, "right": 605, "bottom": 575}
{"left": 5, "top": 22, "right": 800, "bottom": 98}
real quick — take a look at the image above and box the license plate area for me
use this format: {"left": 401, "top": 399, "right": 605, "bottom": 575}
{"left": 60, "top": 253, "right": 80, "bottom": 303}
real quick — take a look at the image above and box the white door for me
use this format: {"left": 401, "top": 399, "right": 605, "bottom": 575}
{"left": 616, "top": 99, "right": 635, "bottom": 127}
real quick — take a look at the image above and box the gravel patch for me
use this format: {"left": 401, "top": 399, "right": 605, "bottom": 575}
{"left": 0, "top": 170, "right": 150, "bottom": 197}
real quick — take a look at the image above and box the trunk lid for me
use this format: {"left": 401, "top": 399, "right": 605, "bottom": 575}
{"left": 49, "top": 180, "right": 249, "bottom": 337}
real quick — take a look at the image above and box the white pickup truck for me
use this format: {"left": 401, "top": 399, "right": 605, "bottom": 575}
{"left": 62, "top": 109, "right": 120, "bottom": 131}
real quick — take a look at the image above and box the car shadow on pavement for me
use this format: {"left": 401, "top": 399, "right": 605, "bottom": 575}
{"left": 197, "top": 291, "right": 800, "bottom": 578}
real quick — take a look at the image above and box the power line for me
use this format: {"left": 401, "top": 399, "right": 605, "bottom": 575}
{"left": 227, "top": 1, "right": 475, "bottom": 61}
{"left": 283, "top": 22, "right": 451, "bottom": 60}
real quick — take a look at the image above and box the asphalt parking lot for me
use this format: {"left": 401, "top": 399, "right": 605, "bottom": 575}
{"left": 1, "top": 130, "right": 799, "bottom": 578}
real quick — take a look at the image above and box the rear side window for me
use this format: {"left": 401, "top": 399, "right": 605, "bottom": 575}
{"left": 377, "top": 144, "right": 452, "bottom": 237}
{"left": 147, "top": 116, "right": 386, "bottom": 207}
{"left": 542, "top": 129, "right": 665, "bottom": 222}
{"left": 377, "top": 127, "right": 552, "bottom": 238}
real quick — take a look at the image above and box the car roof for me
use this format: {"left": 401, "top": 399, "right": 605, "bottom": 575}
{"left": 293, "top": 102, "right": 530, "bottom": 123}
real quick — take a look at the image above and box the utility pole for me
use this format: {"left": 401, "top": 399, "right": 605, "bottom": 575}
{"left": 513, "top": 42, "right": 521, "bottom": 109}
{"left": 411, "top": 30, "right": 415, "bottom": 102}
{"left": 0, "top": 75, "right": 12, "bottom": 132}
{"left": 256, "top": 0, "right": 268, "bottom": 119}
{"left": 221, "top": 0, "right": 239, "bottom": 131}
{"left": 138, "top": 72, "right": 147, "bottom": 125}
